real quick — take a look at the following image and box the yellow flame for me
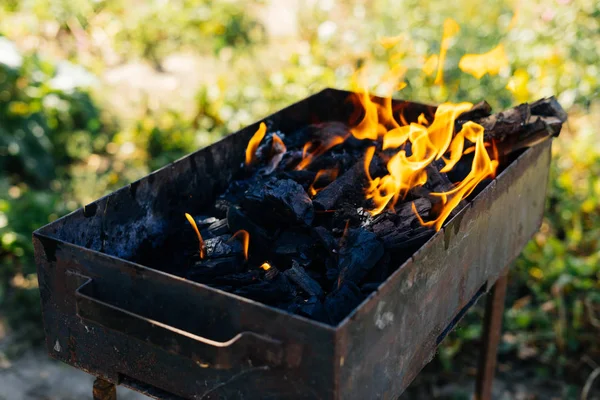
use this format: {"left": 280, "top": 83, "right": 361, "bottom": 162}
{"left": 309, "top": 168, "right": 339, "bottom": 197}
{"left": 295, "top": 135, "right": 346, "bottom": 170}
{"left": 365, "top": 102, "right": 475, "bottom": 216}
{"left": 459, "top": 44, "right": 509, "bottom": 79}
{"left": 230, "top": 230, "right": 250, "bottom": 261}
{"left": 414, "top": 121, "right": 498, "bottom": 230}
{"left": 245, "top": 122, "right": 267, "bottom": 165}
{"left": 434, "top": 18, "right": 460, "bottom": 86}
{"left": 185, "top": 213, "right": 205, "bottom": 259}
{"left": 260, "top": 262, "right": 271, "bottom": 271}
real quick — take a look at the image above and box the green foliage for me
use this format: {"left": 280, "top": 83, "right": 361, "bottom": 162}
{"left": 0, "top": 2, "right": 598, "bottom": 389}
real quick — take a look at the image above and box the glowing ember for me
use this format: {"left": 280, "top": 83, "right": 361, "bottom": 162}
{"left": 184, "top": 213, "right": 205, "bottom": 259}
{"left": 229, "top": 230, "right": 250, "bottom": 260}
{"left": 259, "top": 262, "right": 271, "bottom": 271}
{"left": 245, "top": 122, "right": 267, "bottom": 165}
{"left": 459, "top": 44, "right": 509, "bottom": 79}
{"left": 308, "top": 168, "right": 339, "bottom": 197}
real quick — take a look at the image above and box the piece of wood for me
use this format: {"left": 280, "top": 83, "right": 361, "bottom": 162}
{"left": 284, "top": 261, "right": 324, "bottom": 298}
{"left": 203, "top": 235, "right": 243, "bottom": 258}
{"left": 324, "top": 281, "right": 364, "bottom": 324}
{"left": 313, "top": 161, "right": 365, "bottom": 211}
{"left": 337, "top": 228, "right": 385, "bottom": 285}
{"left": 243, "top": 178, "right": 314, "bottom": 225}
{"left": 459, "top": 97, "right": 567, "bottom": 156}
{"left": 369, "top": 199, "right": 434, "bottom": 250}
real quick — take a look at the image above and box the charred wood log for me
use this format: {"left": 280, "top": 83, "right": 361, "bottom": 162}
{"left": 242, "top": 178, "right": 314, "bottom": 226}
{"left": 457, "top": 100, "right": 492, "bottom": 121}
{"left": 458, "top": 97, "right": 567, "bottom": 155}
{"left": 289, "top": 295, "right": 329, "bottom": 323}
{"left": 324, "top": 281, "right": 364, "bottom": 324}
{"left": 227, "top": 206, "right": 272, "bottom": 253}
{"left": 203, "top": 234, "right": 243, "bottom": 258}
{"left": 370, "top": 199, "right": 434, "bottom": 250}
{"left": 212, "top": 271, "right": 260, "bottom": 288}
{"left": 313, "top": 161, "right": 365, "bottom": 211}
{"left": 234, "top": 266, "right": 296, "bottom": 304}
{"left": 187, "top": 256, "right": 242, "bottom": 282}
{"left": 337, "top": 228, "right": 384, "bottom": 285}
{"left": 284, "top": 261, "right": 324, "bottom": 298}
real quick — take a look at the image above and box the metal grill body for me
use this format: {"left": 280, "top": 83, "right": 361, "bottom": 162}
{"left": 33, "top": 89, "right": 552, "bottom": 399}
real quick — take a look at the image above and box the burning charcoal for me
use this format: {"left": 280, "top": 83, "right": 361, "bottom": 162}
{"left": 195, "top": 216, "right": 219, "bottom": 228}
{"left": 212, "top": 271, "right": 260, "bottom": 288}
{"left": 234, "top": 266, "right": 296, "bottom": 304}
{"left": 332, "top": 206, "right": 372, "bottom": 230}
{"left": 273, "top": 230, "right": 314, "bottom": 258}
{"left": 187, "top": 256, "right": 242, "bottom": 282}
{"left": 297, "top": 296, "right": 329, "bottom": 323}
{"left": 203, "top": 234, "right": 243, "bottom": 258}
{"left": 219, "top": 176, "right": 261, "bottom": 207}
{"left": 324, "top": 281, "right": 364, "bottom": 324}
{"left": 278, "top": 170, "right": 317, "bottom": 188}
{"left": 227, "top": 206, "right": 272, "bottom": 252}
{"left": 370, "top": 199, "right": 434, "bottom": 250}
{"left": 457, "top": 100, "right": 492, "bottom": 121}
{"left": 311, "top": 226, "right": 338, "bottom": 252}
{"left": 459, "top": 97, "right": 566, "bottom": 156}
{"left": 337, "top": 228, "right": 384, "bottom": 285}
{"left": 255, "top": 132, "right": 287, "bottom": 175}
{"left": 202, "top": 218, "right": 229, "bottom": 238}
{"left": 284, "top": 261, "right": 324, "bottom": 298}
{"left": 213, "top": 199, "right": 231, "bottom": 218}
{"left": 286, "top": 121, "right": 350, "bottom": 149}
{"left": 313, "top": 161, "right": 365, "bottom": 211}
{"left": 242, "top": 178, "right": 314, "bottom": 226}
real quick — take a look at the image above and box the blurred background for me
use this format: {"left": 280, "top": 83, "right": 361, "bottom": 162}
{"left": 0, "top": 0, "right": 598, "bottom": 399}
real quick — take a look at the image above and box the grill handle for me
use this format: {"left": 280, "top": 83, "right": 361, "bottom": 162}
{"left": 75, "top": 279, "right": 284, "bottom": 370}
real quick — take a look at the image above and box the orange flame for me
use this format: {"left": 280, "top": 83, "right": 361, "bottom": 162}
{"left": 271, "top": 133, "right": 286, "bottom": 154}
{"left": 235, "top": 20, "right": 504, "bottom": 233}
{"left": 414, "top": 121, "right": 498, "bottom": 230}
{"left": 295, "top": 135, "right": 346, "bottom": 170}
{"left": 259, "top": 262, "right": 271, "bottom": 271}
{"left": 245, "top": 122, "right": 267, "bottom": 165}
{"left": 230, "top": 230, "right": 250, "bottom": 261}
{"left": 339, "top": 219, "right": 351, "bottom": 247}
{"left": 364, "top": 102, "right": 475, "bottom": 215}
{"left": 308, "top": 168, "right": 339, "bottom": 197}
{"left": 185, "top": 213, "right": 205, "bottom": 259}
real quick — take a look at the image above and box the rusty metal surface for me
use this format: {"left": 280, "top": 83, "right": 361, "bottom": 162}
{"left": 475, "top": 271, "right": 509, "bottom": 400}
{"left": 93, "top": 378, "right": 117, "bottom": 400}
{"left": 32, "top": 89, "right": 552, "bottom": 400}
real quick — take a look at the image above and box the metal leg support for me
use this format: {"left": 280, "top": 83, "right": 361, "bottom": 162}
{"left": 93, "top": 377, "right": 117, "bottom": 400}
{"left": 475, "top": 273, "right": 509, "bottom": 400}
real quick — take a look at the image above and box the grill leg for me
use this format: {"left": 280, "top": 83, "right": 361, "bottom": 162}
{"left": 93, "top": 377, "right": 117, "bottom": 400}
{"left": 475, "top": 273, "right": 508, "bottom": 400}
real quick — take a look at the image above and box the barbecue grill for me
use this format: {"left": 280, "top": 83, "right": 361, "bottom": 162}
{"left": 33, "top": 88, "right": 557, "bottom": 400}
